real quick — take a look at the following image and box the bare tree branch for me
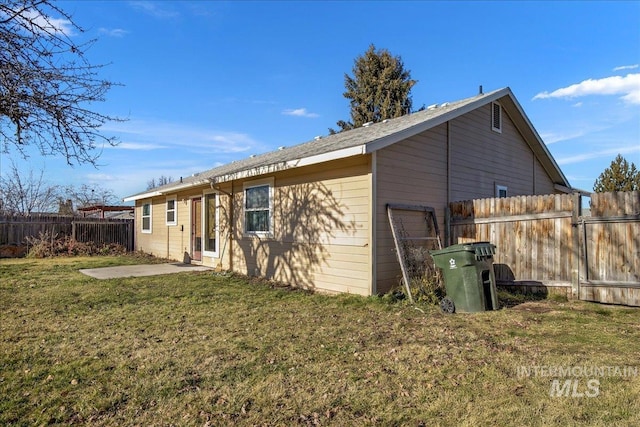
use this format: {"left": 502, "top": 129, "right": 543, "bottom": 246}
{"left": 0, "top": 161, "right": 60, "bottom": 214}
{"left": 64, "top": 182, "right": 117, "bottom": 208}
{"left": 0, "top": 0, "right": 125, "bottom": 165}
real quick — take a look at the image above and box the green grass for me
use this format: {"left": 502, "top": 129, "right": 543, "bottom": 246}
{"left": 1, "top": 256, "right": 639, "bottom": 426}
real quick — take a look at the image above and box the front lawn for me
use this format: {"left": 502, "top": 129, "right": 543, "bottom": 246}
{"left": 1, "top": 257, "right": 639, "bottom": 426}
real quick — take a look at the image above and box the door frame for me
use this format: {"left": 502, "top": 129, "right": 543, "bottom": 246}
{"left": 202, "top": 190, "right": 220, "bottom": 258}
{"left": 191, "top": 197, "right": 202, "bottom": 262}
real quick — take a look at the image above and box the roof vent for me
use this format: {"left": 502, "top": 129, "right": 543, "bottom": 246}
{"left": 362, "top": 121, "right": 374, "bottom": 127}
{"left": 427, "top": 104, "right": 438, "bottom": 110}
{"left": 314, "top": 136, "right": 322, "bottom": 140}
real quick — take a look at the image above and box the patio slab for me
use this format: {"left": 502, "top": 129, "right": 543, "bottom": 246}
{"left": 79, "top": 263, "right": 212, "bottom": 279}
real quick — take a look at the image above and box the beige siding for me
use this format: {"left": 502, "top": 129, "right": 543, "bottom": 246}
{"left": 231, "top": 156, "right": 372, "bottom": 295}
{"left": 449, "top": 104, "right": 556, "bottom": 200}
{"left": 374, "top": 105, "right": 560, "bottom": 294}
{"left": 534, "top": 160, "right": 557, "bottom": 194}
{"left": 133, "top": 185, "right": 234, "bottom": 270}
{"left": 375, "top": 124, "right": 449, "bottom": 294}
{"left": 134, "top": 198, "right": 170, "bottom": 257}
{"left": 132, "top": 158, "right": 371, "bottom": 294}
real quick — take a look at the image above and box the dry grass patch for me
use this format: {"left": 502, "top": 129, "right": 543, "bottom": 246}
{"left": 1, "top": 256, "right": 639, "bottom": 426}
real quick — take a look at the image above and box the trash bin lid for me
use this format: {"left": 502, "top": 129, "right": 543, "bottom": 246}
{"left": 430, "top": 241, "right": 496, "bottom": 259}
{"left": 473, "top": 243, "right": 496, "bottom": 258}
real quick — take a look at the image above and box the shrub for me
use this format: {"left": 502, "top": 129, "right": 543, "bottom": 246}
{"left": 25, "top": 231, "right": 126, "bottom": 258}
{"left": 389, "top": 244, "right": 445, "bottom": 305}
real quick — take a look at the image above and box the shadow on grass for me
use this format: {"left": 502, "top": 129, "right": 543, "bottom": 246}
{"left": 497, "top": 287, "right": 554, "bottom": 309}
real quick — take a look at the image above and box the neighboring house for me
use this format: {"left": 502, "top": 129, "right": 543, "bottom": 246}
{"left": 124, "top": 87, "right": 572, "bottom": 296}
{"left": 77, "top": 204, "right": 135, "bottom": 219}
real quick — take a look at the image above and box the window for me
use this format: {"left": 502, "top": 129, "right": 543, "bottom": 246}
{"left": 491, "top": 102, "right": 502, "bottom": 133}
{"left": 203, "top": 192, "right": 218, "bottom": 255}
{"left": 166, "top": 197, "right": 177, "bottom": 225}
{"left": 142, "top": 202, "right": 152, "bottom": 233}
{"left": 244, "top": 179, "right": 273, "bottom": 235}
{"left": 496, "top": 185, "right": 508, "bottom": 198}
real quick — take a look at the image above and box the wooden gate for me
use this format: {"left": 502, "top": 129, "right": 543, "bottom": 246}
{"left": 578, "top": 192, "right": 640, "bottom": 305}
{"left": 448, "top": 191, "right": 640, "bottom": 306}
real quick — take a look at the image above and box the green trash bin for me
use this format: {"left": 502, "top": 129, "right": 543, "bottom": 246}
{"left": 430, "top": 242, "right": 499, "bottom": 313}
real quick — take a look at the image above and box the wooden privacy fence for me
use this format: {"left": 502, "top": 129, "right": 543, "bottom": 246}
{"left": 72, "top": 220, "right": 134, "bottom": 252}
{"left": 0, "top": 214, "right": 134, "bottom": 252}
{"left": 579, "top": 192, "right": 640, "bottom": 305}
{"left": 448, "top": 191, "right": 640, "bottom": 307}
{"left": 0, "top": 214, "right": 75, "bottom": 246}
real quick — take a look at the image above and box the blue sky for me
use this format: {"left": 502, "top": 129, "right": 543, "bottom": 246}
{"left": 2, "top": 1, "right": 639, "bottom": 201}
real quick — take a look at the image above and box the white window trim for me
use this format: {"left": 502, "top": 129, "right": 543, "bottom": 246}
{"left": 243, "top": 177, "right": 274, "bottom": 238}
{"left": 496, "top": 184, "right": 508, "bottom": 198}
{"left": 166, "top": 196, "right": 177, "bottom": 226}
{"left": 202, "top": 190, "right": 220, "bottom": 258}
{"left": 491, "top": 102, "right": 502, "bottom": 133}
{"left": 141, "top": 201, "right": 152, "bottom": 234}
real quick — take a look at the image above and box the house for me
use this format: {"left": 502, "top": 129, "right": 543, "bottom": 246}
{"left": 77, "top": 204, "right": 135, "bottom": 219}
{"left": 124, "top": 87, "right": 572, "bottom": 296}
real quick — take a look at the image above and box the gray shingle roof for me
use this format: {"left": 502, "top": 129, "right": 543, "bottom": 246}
{"left": 124, "top": 87, "right": 570, "bottom": 201}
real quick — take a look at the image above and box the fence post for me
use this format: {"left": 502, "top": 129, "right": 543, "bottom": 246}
{"left": 571, "top": 192, "right": 581, "bottom": 300}
{"left": 444, "top": 206, "right": 451, "bottom": 247}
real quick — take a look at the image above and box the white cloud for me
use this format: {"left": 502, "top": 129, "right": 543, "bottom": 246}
{"left": 533, "top": 73, "right": 640, "bottom": 105}
{"left": 541, "top": 130, "right": 589, "bottom": 145}
{"left": 282, "top": 108, "right": 319, "bottom": 118}
{"left": 19, "top": 9, "right": 74, "bottom": 36}
{"left": 98, "top": 28, "right": 129, "bottom": 37}
{"left": 108, "top": 142, "right": 166, "bottom": 150}
{"left": 103, "top": 119, "right": 263, "bottom": 154}
{"left": 86, "top": 173, "right": 117, "bottom": 182}
{"left": 613, "top": 64, "right": 638, "bottom": 72}
{"left": 556, "top": 145, "right": 640, "bottom": 165}
{"left": 128, "top": 1, "right": 180, "bottom": 19}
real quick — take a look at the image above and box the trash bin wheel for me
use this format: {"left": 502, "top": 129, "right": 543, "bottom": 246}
{"left": 440, "top": 296, "right": 455, "bottom": 314}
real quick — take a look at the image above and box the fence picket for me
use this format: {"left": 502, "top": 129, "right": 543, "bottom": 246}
{"left": 0, "top": 214, "right": 134, "bottom": 252}
{"left": 449, "top": 191, "right": 639, "bottom": 306}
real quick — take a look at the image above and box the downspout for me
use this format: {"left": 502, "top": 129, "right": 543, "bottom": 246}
{"left": 210, "top": 180, "right": 234, "bottom": 273}
{"left": 532, "top": 152, "right": 537, "bottom": 194}
{"left": 370, "top": 152, "right": 377, "bottom": 295}
{"left": 228, "top": 181, "right": 234, "bottom": 273}
{"left": 445, "top": 120, "right": 452, "bottom": 246}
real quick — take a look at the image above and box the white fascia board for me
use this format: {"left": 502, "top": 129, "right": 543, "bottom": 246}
{"left": 209, "top": 145, "right": 367, "bottom": 184}
{"left": 294, "top": 145, "right": 366, "bottom": 167}
{"left": 123, "top": 180, "right": 209, "bottom": 202}
{"left": 123, "top": 191, "right": 162, "bottom": 203}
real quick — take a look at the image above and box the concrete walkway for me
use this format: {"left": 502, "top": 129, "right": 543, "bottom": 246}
{"left": 79, "top": 263, "right": 212, "bottom": 279}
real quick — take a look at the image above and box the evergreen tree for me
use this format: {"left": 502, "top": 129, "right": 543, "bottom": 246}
{"left": 330, "top": 45, "right": 416, "bottom": 134}
{"left": 593, "top": 154, "right": 640, "bottom": 192}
